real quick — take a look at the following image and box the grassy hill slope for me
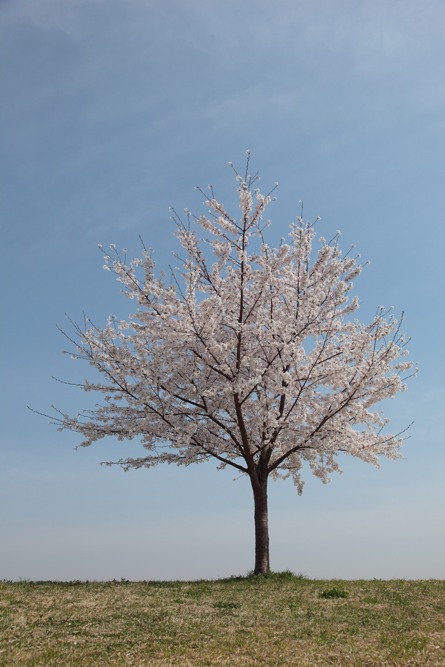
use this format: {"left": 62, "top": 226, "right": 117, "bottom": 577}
{"left": 1, "top": 574, "right": 444, "bottom": 666}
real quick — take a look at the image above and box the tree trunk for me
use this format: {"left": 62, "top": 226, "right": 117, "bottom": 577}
{"left": 251, "top": 475, "right": 270, "bottom": 574}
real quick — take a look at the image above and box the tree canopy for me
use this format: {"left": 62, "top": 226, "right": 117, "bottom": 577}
{"left": 49, "top": 159, "right": 414, "bottom": 573}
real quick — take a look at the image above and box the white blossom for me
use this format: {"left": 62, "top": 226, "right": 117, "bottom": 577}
{"left": 51, "top": 165, "right": 415, "bottom": 574}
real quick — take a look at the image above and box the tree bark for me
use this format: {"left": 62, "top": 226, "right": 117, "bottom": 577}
{"left": 251, "top": 475, "right": 270, "bottom": 574}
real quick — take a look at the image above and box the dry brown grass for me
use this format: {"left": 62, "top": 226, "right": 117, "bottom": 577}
{"left": 1, "top": 575, "right": 444, "bottom": 666}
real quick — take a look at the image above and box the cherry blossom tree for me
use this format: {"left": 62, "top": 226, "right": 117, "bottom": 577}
{"left": 50, "top": 158, "right": 413, "bottom": 575}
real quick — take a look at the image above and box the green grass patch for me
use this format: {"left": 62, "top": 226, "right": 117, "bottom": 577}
{"left": 0, "top": 576, "right": 444, "bottom": 665}
{"left": 320, "top": 587, "right": 349, "bottom": 599}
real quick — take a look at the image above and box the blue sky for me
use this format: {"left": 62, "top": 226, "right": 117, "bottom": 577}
{"left": 1, "top": 0, "right": 444, "bottom": 580}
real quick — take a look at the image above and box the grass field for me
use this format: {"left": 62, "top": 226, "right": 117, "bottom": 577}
{"left": 1, "top": 573, "right": 444, "bottom": 666}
